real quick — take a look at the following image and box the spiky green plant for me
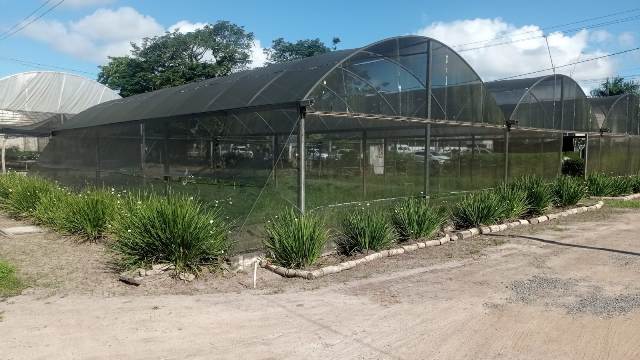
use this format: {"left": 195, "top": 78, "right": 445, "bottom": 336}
{"left": 630, "top": 175, "right": 640, "bottom": 194}
{"left": 59, "top": 189, "right": 118, "bottom": 241}
{"left": 586, "top": 173, "right": 615, "bottom": 197}
{"left": 33, "top": 186, "right": 72, "bottom": 230}
{"left": 495, "top": 183, "right": 528, "bottom": 220}
{"left": 610, "top": 176, "right": 633, "bottom": 196}
{"left": 1, "top": 175, "right": 56, "bottom": 218}
{"left": 0, "top": 172, "right": 24, "bottom": 200}
{"left": 513, "top": 175, "right": 553, "bottom": 216}
{"left": 112, "top": 193, "right": 230, "bottom": 272}
{"left": 552, "top": 176, "right": 586, "bottom": 207}
{"left": 452, "top": 191, "right": 506, "bottom": 228}
{"left": 391, "top": 198, "right": 448, "bottom": 241}
{"left": 263, "top": 208, "right": 327, "bottom": 269}
{"left": 338, "top": 207, "right": 397, "bottom": 255}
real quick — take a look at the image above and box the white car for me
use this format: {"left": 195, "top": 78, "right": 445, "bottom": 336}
{"left": 231, "top": 145, "right": 254, "bottom": 159}
{"left": 414, "top": 151, "right": 450, "bottom": 164}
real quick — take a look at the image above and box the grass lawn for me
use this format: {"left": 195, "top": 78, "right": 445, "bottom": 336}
{"left": 0, "top": 259, "right": 24, "bottom": 297}
{"left": 604, "top": 199, "right": 640, "bottom": 209}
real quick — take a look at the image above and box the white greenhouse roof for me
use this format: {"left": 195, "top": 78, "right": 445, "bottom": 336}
{"left": 0, "top": 71, "right": 120, "bottom": 116}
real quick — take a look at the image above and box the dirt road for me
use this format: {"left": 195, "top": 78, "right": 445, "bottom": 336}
{"left": 2, "top": 209, "right": 640, "bottom": 359}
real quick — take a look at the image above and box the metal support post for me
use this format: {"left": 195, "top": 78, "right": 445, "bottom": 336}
{"left": 297, "top": 107, "right": 306, "bottom": 214}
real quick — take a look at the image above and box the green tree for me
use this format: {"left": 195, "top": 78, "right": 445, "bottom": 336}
{"left": 98, "top": 21, "right": 254, "bottom": 97}
{"left": 590, "top": 76, "right": 640, "bottom": 97}
{"left": 264, "top": 37, "right": 341, "bottom": 64}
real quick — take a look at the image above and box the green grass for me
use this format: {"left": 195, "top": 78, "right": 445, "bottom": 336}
{"left": 263, "top": 208, "right": 327, "bottom": 269}
{"left": 604, "top": 199, "right": 640, "bottom": 209}
{"left": 337, "top": 207, "right": 397, "bottom": 255}
{"left": 391, "top": 198, "right": 447, "bottom": 241}
{"left": 0, "top": 259, "right": 24, "bottom": 297}
{"left": 111, "top": 193, "right": 231, "bottom": 272}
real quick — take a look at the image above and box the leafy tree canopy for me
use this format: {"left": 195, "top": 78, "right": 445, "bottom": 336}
{"left": 98, "top": 21, "right": 254, "bottom": 97}
{"left": 590, "top": 76, "right": 640, "bottom": 97}
{"left": 264, "top": 37, "right": 340, "bottom": 64}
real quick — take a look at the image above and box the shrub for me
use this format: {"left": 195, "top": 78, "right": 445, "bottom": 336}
{"left": 552, "top": 176, "right": 585, "bottom": 207}
{"left": 0, "top": 259, "right": 24, "bottom": 297}
{"left": 610, "top": 176, "right": 633, "bottom": 196}
{"left": 338, "top": 208, "right": 396, "bottom": 255}
{"left": 452, "top": 191, "right": 506, "bottom": 228}
{"left": 586, "top": 173, "right": 615, "bottom": 197}
{"left": 0, "top": 172, "right": 24, "bottom": 200}
{"left": 513, "top": 175, "right": 553, "bottom": 216}
{"left": 112, "top": 193, "right": 230, "bottom": 272}
{"left": 631, "top": 175, "right": 640, "bottom": 194}
{"left": 561, "top": 158, "right": 585, "bottom": 177}
{"left": 59, "top": 189, "right": 118, "bottom": 241}
{"left": 495, "top": 183, "right": 528, "bottom": 220}
{"left": 263, "top": 208, "right": 327, "bottom": 269}
{"left": 392, "top": 198, "right": 448, "bottom": 241}
{"left": 1, "top": 176, "right": 56, "bottom": 218}
{"left": 33, "top": 186, "right": 71, "bottom": 230}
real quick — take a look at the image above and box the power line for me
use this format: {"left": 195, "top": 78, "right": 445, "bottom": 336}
{"left": 494, "top": 46, "right": 640, "bottom": 81}
{"left": 457, "top": 14, "right": 640, "bottom": 53}
{"left": 451, "top": 7, "right": 640, "bottom": 49}
{"left": 0, "top": 0, "right": 65, "bottom": 41}
{"left": 577, "top": 73, "right": 640, "bottom": 84}
{"left": 0, "top": 0, "right": 54, "bottom": 39}
{"left": 0, "top": 56, "right": 97, "bottom": 76}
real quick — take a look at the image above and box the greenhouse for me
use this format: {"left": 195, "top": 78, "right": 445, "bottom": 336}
{"left": 32, "top": 35, "right": 640, "bottom": 251}
{"left": 588, "top": 94, "right": 640, "bottom": 175}
{"left": 0, "top": 71, "right": 120, "bottom": 171}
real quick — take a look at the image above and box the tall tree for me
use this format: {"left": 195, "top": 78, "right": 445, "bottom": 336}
{"left": 98, "top": 21, "right": 254, "bottom": 97}
{"left": 590, "top": 76, "right": 640, "bottom": 97}
{"left": 264, "top": 37, "right": 341, "bottom": 64}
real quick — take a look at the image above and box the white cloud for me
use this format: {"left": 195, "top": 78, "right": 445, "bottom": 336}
{"left": 61, "top": 0, "right": 116, "bottom": 8}
{"left": 417, "top": 18, "right": 616, "bottom": 88}
{"left": 22, "top": 7, "right": 164, "bottom": 63}
{"left": 249, "top": 40, "right": 267, "bottom": 68}
{"left": 168, "top": 20, "right": 206, "bottom": 33}
{"left": 618, "top": 32, "right": 635, "bottom": 47}
{"left": 590, "top": 30, "right": 612, "bottom": 43}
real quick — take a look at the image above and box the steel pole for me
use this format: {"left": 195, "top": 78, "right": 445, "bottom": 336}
{"left": 297, "top": 108, "right": 306, "bottom": 214}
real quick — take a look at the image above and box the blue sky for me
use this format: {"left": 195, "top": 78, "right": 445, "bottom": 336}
{"left": 0, "top": 0, "right": 638, "bottom": 90}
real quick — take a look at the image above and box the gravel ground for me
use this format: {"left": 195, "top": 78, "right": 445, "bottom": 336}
{"left": 508, "top": 275, "right": 579, "bottom": 305}
{"left": 566, "top": 290, "right": 640, "bottom": 317}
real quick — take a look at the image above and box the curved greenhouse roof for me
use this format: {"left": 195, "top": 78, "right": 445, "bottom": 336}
{"left": 486, "top": 74, "right": 596, "bottom": 132}
{"left": 60, "top": 35, "right": 505, "bottom": 131}
{"left": 588, "top": 94, "right": 640, "bottom": 135}
{"left": 0, "top": 71, "right": 120, "bottom": 134}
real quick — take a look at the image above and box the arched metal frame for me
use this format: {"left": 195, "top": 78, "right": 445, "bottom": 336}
{"left": 486, "top": 74, "right": 597, "bottom": 132}
{"left": 32, "top": 37, "right": 640, "bottom": 253}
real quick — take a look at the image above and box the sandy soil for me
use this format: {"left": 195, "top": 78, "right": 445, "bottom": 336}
{"left": 1, "top": 207, "right": 640, "bottom": 359}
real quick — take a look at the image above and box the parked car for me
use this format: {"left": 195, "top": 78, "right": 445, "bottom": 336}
{"left": 414, "top": 151, "right": 450, "bottom": 164}
{"left": 231, "top": 145, "right": 254, "bottom": 159}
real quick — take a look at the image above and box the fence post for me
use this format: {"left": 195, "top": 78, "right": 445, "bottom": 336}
{"left": 424, "top": 124, "right": 431, "bottom": 198}
{"left": 584, "top": 133, "right": 589, "bottom": 179}
{"left": 297, "top": 107, "right": 306, "bottom": 214}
